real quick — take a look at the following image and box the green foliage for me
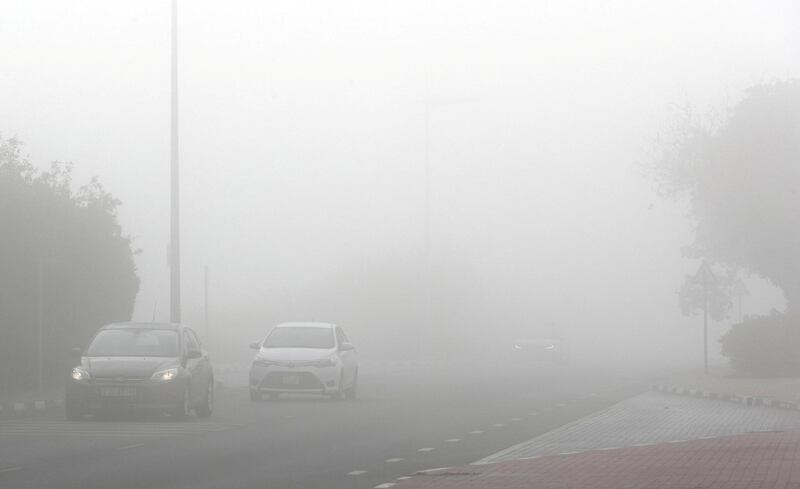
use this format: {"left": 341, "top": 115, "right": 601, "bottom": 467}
{"left": 720, "top": 314, "right": 800, "bottom": 377}
{"left": 0, "top": 137, "right": 140, "bottom": 395}
{"left": 652, "top": 80, "right": 800, "bottom": 313}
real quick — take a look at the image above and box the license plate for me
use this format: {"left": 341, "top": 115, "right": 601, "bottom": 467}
{"left": 282, "top": 375, "right": 300, "bottom": 385}
{"left": 100, "top": 386, "right": 137, "bottom": 397}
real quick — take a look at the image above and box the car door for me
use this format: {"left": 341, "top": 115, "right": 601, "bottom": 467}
{"left": 189, "top": 329, "right": 212, "bottom": 401}
{"left": 182, "top": 329, "right": 204, "bottom": 404}
{"left": 335, "top": 327, "right": 357, "bottom": 387}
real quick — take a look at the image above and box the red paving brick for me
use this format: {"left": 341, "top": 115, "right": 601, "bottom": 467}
{"left": 396, "top": 430, "right": 800, "bottom": 489}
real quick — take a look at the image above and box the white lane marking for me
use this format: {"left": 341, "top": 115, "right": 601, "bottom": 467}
{"left": 416, "top": 467, "right": 450, "bottom": 474}
{"left": 445, "top": 438, "right": 461, "bottom": 443}
{"left": 384, "top": 458, "right": 404, "bottom": 463}
{"left": 469, "top": 430, "right": 484, "bottom": 435}
{"left": 374, "top": 483, "right": 396, "bottom": 488}
{"left": 492, "top": 423, "right": 506, "bottom": 428}
{"left": 527, "top": 412, "right": 538, "bottom": 416}
{"left": 597, "top": 447, "right": 619, "bottom": 450}
{"left": 397, "top": 476, "right": 413, "bottom": 480}
{"left": 511, "top": 417, "right": 522, "bottom": 421}
{"left": 0, "top": 466, "right": 23, "bottom": 474}
{"left": 558, "top": 451, "right": 582, "bottom": 455}
{"left": 347, "top": 470, "right": 367, "bottom": 476}
{"left": 667, "top": 439, "right": 687, "bottom": 443}
{"left": 556, "top": 404, "right": 566, "bottom": 408}
{"left": 520, "top": 455, "right": 541, "bottom": 460}
{"left": 116, "top": 443, "right": 145, "bottom": 451}
{"left": 417, "top": 447, "right": 435, "bottom": 452}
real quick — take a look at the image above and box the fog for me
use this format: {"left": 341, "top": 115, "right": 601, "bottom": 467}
{"left": 2, "top": 0, "right": 798, "bottom": 368}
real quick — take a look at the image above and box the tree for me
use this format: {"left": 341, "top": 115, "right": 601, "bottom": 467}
{"left": 0, "top": 137, "right": 140, "bottom": 395}
{"left": 651, "top": 80, "right": 800, "bottom": 314}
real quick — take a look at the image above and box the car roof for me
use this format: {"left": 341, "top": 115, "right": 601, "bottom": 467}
{"left": 274, "top": 322, "right": 335, "bottom": 329}
{"left": 102, "top": 322, "right": 182, "bottom": 331}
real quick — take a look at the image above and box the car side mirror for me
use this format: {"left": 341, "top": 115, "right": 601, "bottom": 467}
{"left": 249, "top": 342, "right": 261, "bottom": 350}
{"left": 339, "top": 343, "right": 355, "bottom": 352}
{"left": 186, "top": 349, "right": 202, "bottom": 360}
{"left": 70, "top": 347, "right": 83, "bottom": 357}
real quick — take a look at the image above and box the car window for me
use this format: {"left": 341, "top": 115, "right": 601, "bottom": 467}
{"left": 335, "top": 327, "right": 346, "bottom": 345}
{"left": 184, "top": 330, "right": 199, "bottom": 352}
{"left": 86, "top": 329, "right": 179, "bottom": 357}
{"left": 188, "top": 329, "right": 202, "bottom": 349}
{"left": 263, "top": 327, "right": 335, "bottom": 349}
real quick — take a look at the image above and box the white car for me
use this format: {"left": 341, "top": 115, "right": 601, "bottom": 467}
{"left": 511, "top": 338, "right": 570, "bottom": 364}
{"left": 248, "top": 322, "right": 358, "bottom": 401}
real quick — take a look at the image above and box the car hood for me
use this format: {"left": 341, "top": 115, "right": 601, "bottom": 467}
{"left": 83, "top": 356, "right": 178, "bottom": 379}
{"left": 257, "top": 347, "right": 335, "bottom": 362}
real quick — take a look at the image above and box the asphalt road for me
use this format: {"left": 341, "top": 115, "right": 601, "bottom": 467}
{"left": 0, "top": 362, "right": 652, "bottom": 489}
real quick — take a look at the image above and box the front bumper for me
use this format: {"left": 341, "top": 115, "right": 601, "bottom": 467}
{"left": 249, "top": 364, "right": 340, "bottom": 395}
{"left": 66, "top": 379, "right": 186, "bottom": 411}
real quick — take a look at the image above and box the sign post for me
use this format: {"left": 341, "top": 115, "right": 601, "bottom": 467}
{"left": 695, "top": 261, "right": 716, "bottom": 375}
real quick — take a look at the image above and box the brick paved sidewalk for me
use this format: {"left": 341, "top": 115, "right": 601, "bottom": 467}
{"left": 478, "top": 391, "right": 800, "bottom": 463}
{"left": 395, "top": 430, "right": 800, "bottom": 489}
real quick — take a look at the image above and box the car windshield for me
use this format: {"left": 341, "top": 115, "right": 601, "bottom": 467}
{"left": 86, "top": 329, "right": 179, "bottom": 357}
{"left": 263, "top": 327, "right": 334, "bottom": 349}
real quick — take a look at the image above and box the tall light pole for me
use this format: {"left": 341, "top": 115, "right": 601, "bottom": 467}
{"left": 421, "top": 100, "right": 432, "bottom": 359}
{"left": 419, "top": 96, "right": 475, "bottom": 359}
{"left": 169, "top": 0, "right": 181, "bottom": 323}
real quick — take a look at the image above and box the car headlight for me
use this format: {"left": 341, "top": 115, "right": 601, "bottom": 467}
{"left": 151, "top": 367, "right": 179, "bottom": 381}
{"left": 71, "top": 367, "right": 90, "bottom": 381}
{"left": 310, "top": 357, "right": 337, "bottom": 368}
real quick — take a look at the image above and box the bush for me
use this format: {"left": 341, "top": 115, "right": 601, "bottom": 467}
{"left": 720, "top": 313, "right": 800, "bottom": 377}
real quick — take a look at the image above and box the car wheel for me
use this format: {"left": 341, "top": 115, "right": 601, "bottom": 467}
{"left": 345, "top": 370, "right": 358, "bottom": 400}
{"left": 250, "top": 389, "right": 262, "bottom": 402}
{"left": 171, "top": 386, "right": 190, "bottom": 420}
{"left": 195, "top": 380, "right": 213, "bottom": 418}
{"left": 65, "top": 396, "right": 84, "bottom": 421}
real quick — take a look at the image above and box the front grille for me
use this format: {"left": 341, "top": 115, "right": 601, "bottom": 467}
{"left": 94, "top": 377, "right": 146, "bottom": 383}
{"left": 261, "top": 372, "right": 324, "bottom": 390}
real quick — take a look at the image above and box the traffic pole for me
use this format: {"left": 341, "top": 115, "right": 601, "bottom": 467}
{"left": 703, "top": 274, "right": 708, "bottom": 375}
{"left": 37, "top": 260, "right": 44, "bottom": 397}
{"left": 204, "top": 265, "right": 209, "bottom": 346}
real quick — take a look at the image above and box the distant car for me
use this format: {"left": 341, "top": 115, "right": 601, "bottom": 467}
{"left": 248, "top": 322, "right": 358, "bottom": 401}
{"left": 65, "top": 322, "right": 214, "bottom": 420}
{"left": 511, "top": 338, "right": 570, "bottom": 364}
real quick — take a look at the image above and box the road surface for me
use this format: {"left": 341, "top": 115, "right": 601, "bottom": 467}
{"left": 0, "top": 362, "right": 650, "bottom": 489}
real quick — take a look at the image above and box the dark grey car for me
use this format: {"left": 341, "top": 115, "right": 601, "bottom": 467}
{"left": 65, "top": 322, "right": 214, "bottom": 420}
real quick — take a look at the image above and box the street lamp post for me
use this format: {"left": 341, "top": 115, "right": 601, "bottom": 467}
{"left": 169, "top": 0, "right": 181, "bottom": 323}
{"left": 418, "top": 96, "right": 475, "bottom": 360}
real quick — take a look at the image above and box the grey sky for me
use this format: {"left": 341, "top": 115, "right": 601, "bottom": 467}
{"left": 2, "top": 0, "right": 798, "bottom": 362}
